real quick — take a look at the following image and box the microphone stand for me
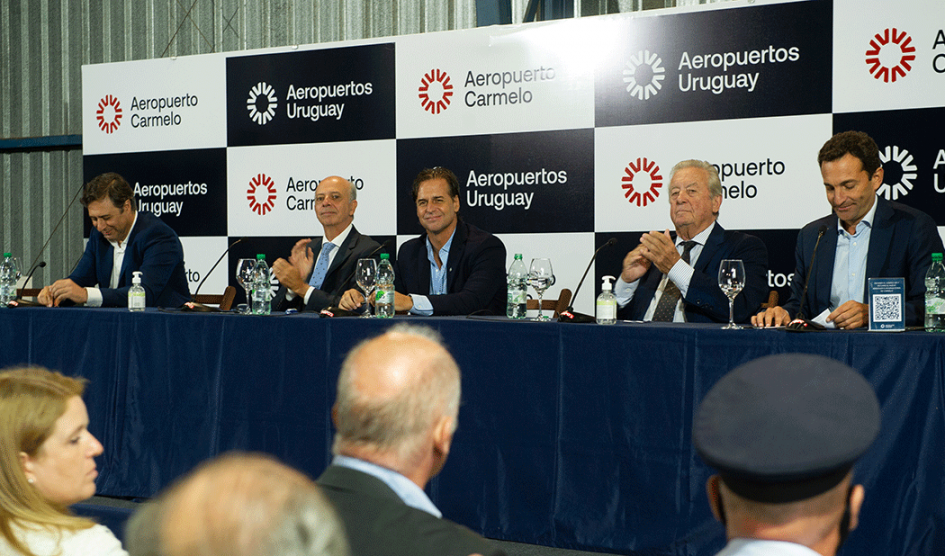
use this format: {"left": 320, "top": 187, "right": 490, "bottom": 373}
{"left": 786, "top": 226, "right": 827, "bottom": 332}
{"left": 558, "top": 238, "right": 617, "bottom": 323}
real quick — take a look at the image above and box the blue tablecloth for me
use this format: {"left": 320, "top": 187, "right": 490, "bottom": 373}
{"left": 2, "top": 307, "right": 942, "bottom": 555}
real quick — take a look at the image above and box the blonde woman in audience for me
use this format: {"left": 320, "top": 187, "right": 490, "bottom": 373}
{"left": 0, "top": 366, "right": 126, "bottom": 556}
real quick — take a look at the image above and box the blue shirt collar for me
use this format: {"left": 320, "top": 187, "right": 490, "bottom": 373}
{"left": 331, "top": 455, "right": 442, "bottom": 517}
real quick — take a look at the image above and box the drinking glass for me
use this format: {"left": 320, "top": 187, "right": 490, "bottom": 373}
{"left": 355, "top": 258, "right": 377, "bottom": 318}
{"left": 235, "top": 258, "right": 256, "bottom": 314}
{"left": 718, "top": 259, "right": 746, "bottom": 330}
{"left": 528, "top": 258, "right": 556, "bottom": 322}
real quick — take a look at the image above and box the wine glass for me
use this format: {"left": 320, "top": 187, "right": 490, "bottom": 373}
{"left": 528, "top": 258, "right": 556, "bottom": 322}
{"left": 235, "top": 258, "right": 256, "bottom": 314}
{"left": 355, "top": 258, "right": 377, "bottom": 318}
{"left": 718, "top": 259, "right": 746, "bottom": 330}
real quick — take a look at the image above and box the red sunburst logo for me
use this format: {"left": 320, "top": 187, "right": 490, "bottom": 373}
{"left": 247, "top": 174, "right": 277, "bottom": 216}
{"left": 865, "top": 28, "right": 916, "bottom": 83}
{"left": 418, "top": 69, "right": 453, "bottom": 115}
{"left": 621, "top": 158, "right": 663, "bottom": 207}
{"left": 96, "top": 95, "right": 122, "bottom": 134}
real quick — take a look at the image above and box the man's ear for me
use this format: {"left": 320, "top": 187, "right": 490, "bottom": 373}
{"left": 848, "top": 484, "right": 865, "bottom": 531}
{"left": 432, "top": 415, "right": 454, "bottom": 458}
{"left": 331, "top": 404, "right": 339, "bottom": 429}
{"left": 706, "top": 475, "right": 724, "bottom": 523}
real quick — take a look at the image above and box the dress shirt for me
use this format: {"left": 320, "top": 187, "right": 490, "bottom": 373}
{"left": 715, "top": 538, "right": 821, "bottom": 556}
{"left": 409, "top": 228, "right": 456, "bottom": 316}
{"left": 830, "top": 198, "right": 877, "bottom": 311}
{"left": 331, "top": 455, "right": 442, "bottom": 518}
{"left": 85, "top": 212, "right": 139, "bottom": 307}
{"left": 284, "top": 223, "right": 353, "bottom": 305}
{"left": 615, "top": 222, "right": 715, "bottom": 322}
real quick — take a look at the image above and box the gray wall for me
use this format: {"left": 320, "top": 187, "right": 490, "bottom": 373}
{"left": 0, "top": 0, "right": 730, "bottom": 288}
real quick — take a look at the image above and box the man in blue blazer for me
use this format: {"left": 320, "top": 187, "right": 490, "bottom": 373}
{"left": 339, "top": 167, "right": 506, "bottom": 316}
{"left": 270, "top": 176, "right": 380, "bottom": 313}
{"left": 616, "top": 160, "right": 769, "bottom": 324}
{"left": 38, "top": 172, "right": 190, "bottom": 308}
{"left": 753, "top": 131, "right": 943, "bottom": 329}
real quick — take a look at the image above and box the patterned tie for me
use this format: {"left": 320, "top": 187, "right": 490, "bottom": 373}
{"left": 308, "top": 242, "right": 336, "bottom": 290}
{"left": 651, "top": 241, "right": 696, "bottom": 322}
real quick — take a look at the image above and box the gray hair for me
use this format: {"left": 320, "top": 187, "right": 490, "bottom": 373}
{"left": 668, "top": 159, "right": 723, "bottom": 200}
{"left": 332, "top": 324, "right": 461, "bottom": 464}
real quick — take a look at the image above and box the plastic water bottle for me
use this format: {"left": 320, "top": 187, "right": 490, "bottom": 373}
{"left": 596, "top": 275, "right": 617, "bottom": 325}
{"left": 128, "top": 271, "right": 146, "bottom": 311}
{"left": 0, "top": 253, "right": 18, "bottom": 306}
{"left": 251, "top": 254, "right": 272, "bottom": 315}
{"left": 506, "top": 253, "right": 528, "bottom": 319}
{"left": 925, "top": 252, "right": 945, "bottom": 332}
{"left": 375, "top": 253, "right": 395, "bottom": 318}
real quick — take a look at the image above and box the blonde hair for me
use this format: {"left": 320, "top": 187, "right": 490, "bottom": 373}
{"left": 0, "top": 367, "right": 95, "bottom": 556}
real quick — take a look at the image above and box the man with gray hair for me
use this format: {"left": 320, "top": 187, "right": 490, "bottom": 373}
{"left": 317, "top": 323, "right": 505, "bottom": 556}
{"left": 125, "top": 452, "right": 350, "bottom": 556}
{"left": 270, "top": 175, "right": 380, "bottom": 312}
{"left": 615, "top": 159, "right": 768, "bottom": 323}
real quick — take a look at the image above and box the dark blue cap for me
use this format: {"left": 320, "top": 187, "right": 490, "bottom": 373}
{"left": 693, "top": 353, "right": 880, "bottom": 503}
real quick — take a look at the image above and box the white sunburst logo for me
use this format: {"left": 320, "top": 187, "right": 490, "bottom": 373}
{"left": 247, "top": 82, "right": 278, "bottom": 125}
{"left": 877, "top": 145, "right": 918, "bottom": 201}
{"left": 623, "top": 50, "right": 665, "bottom": 101}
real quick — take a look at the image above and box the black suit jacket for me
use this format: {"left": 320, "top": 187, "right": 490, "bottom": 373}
{"left": 783, "top": 196, "right": 943, "bottom": 326}
{"left": 395, "top": 219, "right": 507, "bottom": 316}
{"left": 68, "top": 211, "right": 190, "bottom": 307}
{"left": 618, "top": 223, "right": 769, "bottom": 324}
{"left": 316, "top": 465, "right": 506, "bottom": 556}
{"left": 271, "top": 226, "right": 380, "bottom": 313}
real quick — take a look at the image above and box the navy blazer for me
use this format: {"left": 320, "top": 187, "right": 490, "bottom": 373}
{"left": 395, "top": 219, "right": 507, "bottom": 316}
{"left": 317, "top": 465, "right": 506, "bottom": 556}
{"left": 271, "top": 226, "right": 380, "bottom": 313}
{"left": 68, "top": 211, "right": 190, "bottom": 307}
{"left": 783, "top": 196, "right": 943, "bottom": 326}
{"left": 618, "top": 223, "right": 769, "bottom": 324}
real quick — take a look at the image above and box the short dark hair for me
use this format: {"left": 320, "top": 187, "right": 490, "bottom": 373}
{"left": 411, "top": 167, "right": 460, "bottom": 203}
{"left": 817, "top": 131, "right": 882, "bottom": 176}
{"left": 81, "top": 172, "right": 135, "bottom": 210}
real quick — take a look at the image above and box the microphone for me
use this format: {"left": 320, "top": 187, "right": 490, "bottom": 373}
{"left": 183, "top": 238, "right": 244, "bottom": 312}
{"left": 786, "top": 225, "right": 827, "bottom": 332}
{"left": 557, "top": 237, "right": 617, "bottom": 323}
{"left": 6, "top": 261, "right": 48, "bottom": 307}
{"left": 19, "top": 261, "right": 46, "bottom": 292}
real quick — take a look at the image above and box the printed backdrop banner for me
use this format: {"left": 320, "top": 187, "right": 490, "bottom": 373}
{"left": 82, "top": 2, "right": 945, "bottom": 551}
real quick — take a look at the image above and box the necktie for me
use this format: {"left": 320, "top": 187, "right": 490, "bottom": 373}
{"left": 308, "top": 242, "right": 336, "bottom": 290}
{"left": 651, "top": 241, "right": 696, "bottom": 322}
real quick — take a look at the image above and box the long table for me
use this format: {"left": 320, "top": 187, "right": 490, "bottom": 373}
{"left": 1, "top": 307, "right": 942, "bottom": 555}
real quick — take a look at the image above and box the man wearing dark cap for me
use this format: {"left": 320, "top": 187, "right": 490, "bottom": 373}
{"left": 693, "top": 353, "right": 880, "bottom": 556}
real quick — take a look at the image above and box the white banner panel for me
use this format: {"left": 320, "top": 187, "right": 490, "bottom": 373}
{"left": 226, "top": 140, "right": 397, "bottom": 237}
{"left": 833, "top": 0, "right": 945, "bottom": 113}
{"left": 82, "top": 55, "right": 227, "bottom": 155}
{"left": 594, "top": 114, "right": 832, "bottom": 233}
{"left": 180, "top": 236, "right": 231, "bottom": 299}
{"left": 395, "top": 22, "right": 595, "bottom": 139}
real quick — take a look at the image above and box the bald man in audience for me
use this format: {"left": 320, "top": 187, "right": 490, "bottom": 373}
{"left": 317, "top": 323, "right": 505, "bottom": 556}
{"left": 125, "top": 453, "right": 349, "bottom": 556}
{"left": 693, "top": 353, "right": 880, "bottom": 556}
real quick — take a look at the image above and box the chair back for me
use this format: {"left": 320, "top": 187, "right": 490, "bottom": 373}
{"left": 526, "top": 288, "right": 573, "bottom": 317}
{"left": 194, "top": 286, "right": 237, "bottom": 311}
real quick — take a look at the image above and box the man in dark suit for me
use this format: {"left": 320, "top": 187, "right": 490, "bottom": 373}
{"left": 753, "top": 131, "right": 944, "bottom": 329}
{"left": 616, "top": 160, "right": 768, "bottom": 323}
{"left": 38, "top": 172, "right": 190, "bottom": 307}
{"left": 340, "top": 167, "right": 506, "bottom": 316}
{"left": 317, "top": 324, "right": 505, "bottom": 556}
{"left": 270, "top": 175, "right": 380, "bottom": 313}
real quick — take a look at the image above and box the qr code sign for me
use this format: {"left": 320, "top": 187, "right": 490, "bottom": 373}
{"left": 872, "top": 294, "right": 902, "bottom": 322}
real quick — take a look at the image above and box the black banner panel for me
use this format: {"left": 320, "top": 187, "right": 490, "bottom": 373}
{"left": 83, "top": 149, "right": 228, "bottom": 237}
{"left": 833, "top": 107, "right": 945, "bottom": 225}
{"left": 396, "top": 129, "right": 595, "bottom": 235}
{"left": 595, "top": 0, "right": 832, "bottom": 127}
{"left": 226, "top": 44, "right": 396, "bottom": 146}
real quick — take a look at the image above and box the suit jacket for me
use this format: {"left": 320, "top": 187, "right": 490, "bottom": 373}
{"left": 68, "top": 211, "right": 190, "bottom": 307}
{"left": 618, "top": 223, "right": 769, "bottom": 324}
{"left": 395, "top": 219, "right": 507, "bottom": 316}
{"left": 783, "top": 196, "right": 943, "bottom": 326}
{"left": 271, "top": 226, "right": 380, "bottom": 313}
{"left": 316, "top": 465, "right": 506, "bottom": 556}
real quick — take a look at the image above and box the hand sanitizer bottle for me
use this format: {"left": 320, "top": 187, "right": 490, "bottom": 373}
{"left": 128, "top": 271, "right": 146, "bottom": 312}
{"left": 596, "top": 275, "right": 617, "bottom": 325}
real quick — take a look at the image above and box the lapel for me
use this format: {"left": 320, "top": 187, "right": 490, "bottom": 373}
{"left": 812, "top": 217, "right": 839, "bottom": 308}
{"left": 113, "top": 213, "right": 143, "bottom": 288}
{"left": 325, "top": 227, "right": 359, "bottom": 279}
{"left": 692, "top": 222, "right": 725, "bottom": 274}
{"left": 444, "top": 220, "right": 468, "bottom": 291}
{"left": 865, "top": 196, "right": 891, "bottom": 280}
